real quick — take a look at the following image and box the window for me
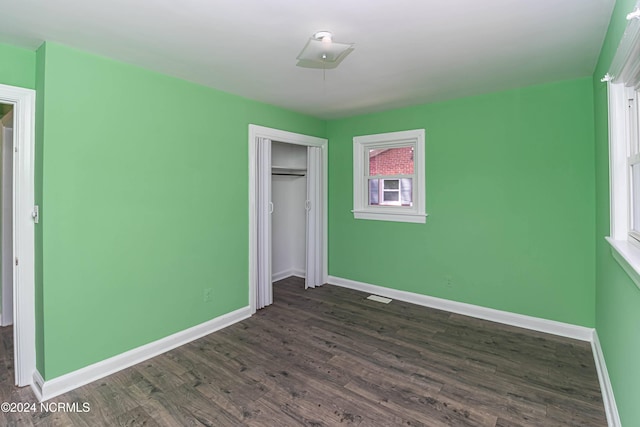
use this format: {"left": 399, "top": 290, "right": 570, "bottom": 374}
{"left": 629, "top": 88, "right": 640, "bottom": 242}
{"left": 605, "top": 5, "right": 640, "bottom": 289}
{"left": 353, "top": 129, "right": 426, "bottom": 223}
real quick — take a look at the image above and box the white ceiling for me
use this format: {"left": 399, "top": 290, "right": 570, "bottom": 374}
{"left": 0, "top": 0, "right": 615, "bottom": 119}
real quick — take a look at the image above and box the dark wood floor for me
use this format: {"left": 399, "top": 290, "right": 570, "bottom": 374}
{"left": 0, "top": 277, "right": 606, "bottom": 426}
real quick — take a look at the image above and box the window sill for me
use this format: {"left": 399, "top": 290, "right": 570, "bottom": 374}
{"left": 606, "top": 237, "right": 640, "bottom": 291}
{"left": 352, "top": 210, "right": 428, "bottom": 224}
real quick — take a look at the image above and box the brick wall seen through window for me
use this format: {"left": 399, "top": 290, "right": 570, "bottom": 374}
{"left": 368, "top": 147, "right": 414, "bottom": 175}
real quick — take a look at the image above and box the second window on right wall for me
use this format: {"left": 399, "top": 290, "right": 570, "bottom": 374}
{"left": 353, "top": 129, "right": 426, "bottom": 223}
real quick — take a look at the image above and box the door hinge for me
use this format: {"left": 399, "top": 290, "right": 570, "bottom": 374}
{"left": 32, "top": 205, "right": 39, "bottom": 223}
{"left": 15, "top": 257, "right": 18, "bottom": 266}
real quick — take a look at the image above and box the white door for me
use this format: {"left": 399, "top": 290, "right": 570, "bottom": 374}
{"left": 256, "top": 137, "right": 273, "bottom": 309}
{"left": 305, "top": 146, "right": 322, "bottom": 289}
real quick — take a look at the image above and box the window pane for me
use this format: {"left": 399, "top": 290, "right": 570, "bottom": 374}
{"left": 368, "top": 178, "right": 413, "bottom": 206}
{"left": 383, "top": 191, "right": 399, "bottom": 202}
{"left": 369, "top": 146, "right": 414, "bottom": 176}
{"left": 633, "top": 163, "right": 640, "bottom": 232}
{"left": 383, "top": 179, "right": 399, "bottom": 190}
{"left": 401, "top": 178, "right": 412, "bottom": 206}
{"left": 368, "top": 179, "right": 379, "bottom": 205}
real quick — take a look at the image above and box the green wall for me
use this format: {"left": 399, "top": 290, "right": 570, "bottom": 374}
{"left": 593, "top": 0, "right": 640, "bottom": 424}
{"left": 328, "top": 78, "right": 595, "bottom": 327}
{"left": 0, "top": 42, "right": 36, "bottom": 90}
{"left": 34, "top": 43, "right": 47, "bottom": 375}
{"left": 36, "top": 43, "right": 324, "bottom": 379}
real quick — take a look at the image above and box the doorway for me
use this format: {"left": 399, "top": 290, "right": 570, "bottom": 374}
{"left": 0, "top": 105, "right": 14, "bottom": 328}
{"left": 0, "top": 84, "right": 36, "bottom": 389}
{"left": 248, "top": 125, "right": 328, "bottom": 313}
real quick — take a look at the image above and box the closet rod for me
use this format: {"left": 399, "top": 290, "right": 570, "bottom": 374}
{"left": 272, "top": 172, "right": 305, "bottom": 177}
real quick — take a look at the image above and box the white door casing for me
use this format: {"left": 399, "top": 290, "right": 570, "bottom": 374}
{"left": 0, "top": 83, "right": 36, "bottom": 388}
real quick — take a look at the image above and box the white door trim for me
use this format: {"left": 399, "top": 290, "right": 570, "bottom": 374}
{"left": 248, "top": 125, "right": 328, "bottom": 313}
{"left": 0, "top": 83, "right": 36, "bottom": 387}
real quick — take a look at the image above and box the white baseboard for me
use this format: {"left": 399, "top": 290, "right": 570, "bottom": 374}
{"left": 31, "top": 370, "right": 44, "bottom": 401}
{"left": 272, "top": 268, "right": 305, "bottom": 282}
{"left": 32, "top": 306, "right": 252, "bottom": 402}
{"left": 591, "top": 331, "right": 621, "bottom": 427}
{"left": 328, "top": 276, "right": 594, "bottom": 342}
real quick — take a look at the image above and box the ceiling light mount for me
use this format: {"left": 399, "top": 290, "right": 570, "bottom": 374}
{"left": 313, "top": 31, "right": 333, "bottom": 42}
{"left": 297, "top": 30, "right": 354, "bottom": 69}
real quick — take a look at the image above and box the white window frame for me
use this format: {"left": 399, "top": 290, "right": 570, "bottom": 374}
{"left": 628, "top": 88, "right": 640, "bottom": 243}
{"left": 605, "top": 4, "right": 640, "bottom": 291}
{"left": 353, "top": 129, "right": 426, "bottom": 223}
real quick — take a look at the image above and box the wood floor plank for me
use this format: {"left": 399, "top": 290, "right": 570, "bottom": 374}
{"left": 438, "top": 383, "right": 547, "bottom": 427}
{"left": 0, "top": 278, "right": 606, "bottom": 426}
{"left": 115, "top": 405, "right": 162, "bottom": 427}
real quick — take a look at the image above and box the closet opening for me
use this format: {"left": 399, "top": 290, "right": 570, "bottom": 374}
{"left": 248, "top": 125, "right": 328, "bottom": 313}
{"left": 271, "top": 142, "right": 307, "bottom": 283}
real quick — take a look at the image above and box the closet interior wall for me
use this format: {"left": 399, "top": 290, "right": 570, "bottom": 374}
{"left": 271, "top": 141, "right": 307, "bottom": 281}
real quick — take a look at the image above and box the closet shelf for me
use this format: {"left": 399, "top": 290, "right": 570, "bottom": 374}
{"left": 272, "top": 166, "right": 306, "bottom": 176}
